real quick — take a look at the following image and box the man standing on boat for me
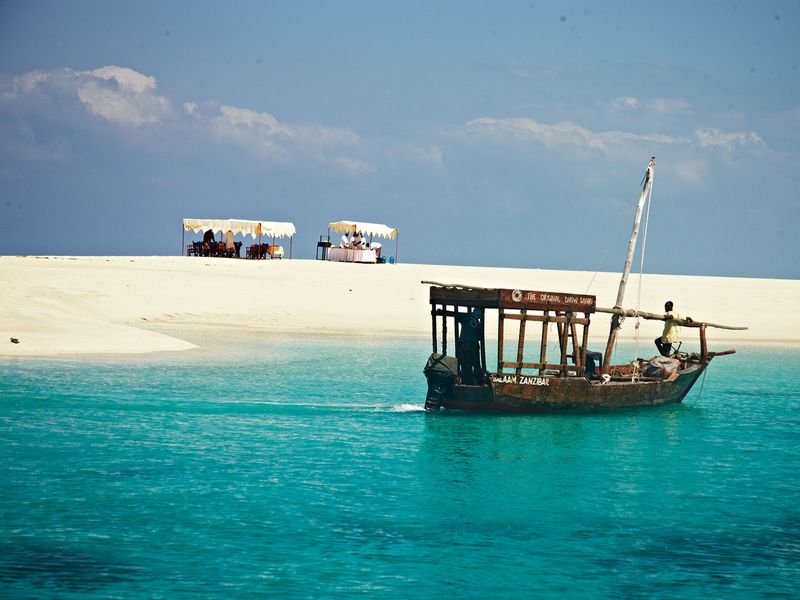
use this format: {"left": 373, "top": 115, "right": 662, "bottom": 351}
{"left": 655, "top": 301, "right": 692, "bottom": 356}
{"left": 456, "top": 307, "right": 484, "bottom": 384}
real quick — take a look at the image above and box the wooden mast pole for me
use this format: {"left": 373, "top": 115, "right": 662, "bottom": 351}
{"left": 602, "top": 157, "right": 655, "bottom": 373}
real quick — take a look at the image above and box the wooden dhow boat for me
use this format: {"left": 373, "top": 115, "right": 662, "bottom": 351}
{"left": 422, "top": 158, "right": 747, "bottom": 412}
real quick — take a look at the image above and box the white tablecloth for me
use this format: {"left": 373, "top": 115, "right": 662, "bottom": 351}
{"left": 328, "top": 247, "right": 377, "bottom": 263}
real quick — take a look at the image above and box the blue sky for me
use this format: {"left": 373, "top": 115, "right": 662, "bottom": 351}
{"left": 1, "top": 1, "right": 798, "bottom": 278}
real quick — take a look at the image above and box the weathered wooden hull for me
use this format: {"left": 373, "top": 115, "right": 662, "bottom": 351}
{"left": 428, "top": 362, "right": 708, "bottom": 413}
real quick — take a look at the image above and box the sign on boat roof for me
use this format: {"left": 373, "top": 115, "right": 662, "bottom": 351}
{"left": 429, "top": 283, "right": 596, "bottom": 313}
{"left": 328, "top": 220, "right": 397, "bottom": 239}
{"left": 183, "top": 218, "right": 296, "bottom": 238}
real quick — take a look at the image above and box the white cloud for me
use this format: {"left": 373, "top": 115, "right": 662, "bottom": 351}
{"left": 216, "top": 105, "right": 291, "bottom": 135}
{"left": 465, "top": 116, "right": 687, "bottom": 153}
{"left": 2, "top": 65, "right": 373, "bottom": 175}
{"left": 611, "top": 96, "right": 639, "bottom": 110}
{"left": 75, "top": 66, "right": 173, "bottom": 126}
{"left": 465, "top": 116, "right": 765, "bottom": 155}
{"left": 466, "top": 117, "right": 602, "bottom": 149}
{"left": 85, "top": 66, "right": 156, "bottom": 94}
{"left": 18, "top": 71, "right": 49, "bottom": 94}
{"left": 608, "top": 96, "right": 690, "bottom": 115}
{"left": 407, "top": 144, "right": 444, "bottom": 166}
{"left": 207, "top": 104, "right": 364, "bottom": 169}
{"left": 646, "top": 97, "right": 690, "bottom": 114}
{"left": 4, "top": 65, "right": 174, "bottom": 127}
{"left": 693, "top": 128, "right": 766, "bottom": 149}
{"left": 76, "top": 79, "right": 171, "bottom": 126}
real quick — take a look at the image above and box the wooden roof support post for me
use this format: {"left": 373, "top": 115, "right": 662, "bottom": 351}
{"left": 442, "top": 307, "right": 448, "bottom": 356}
{"left": 559, "top": 314, "right": 569, "bottom": 377}
{"left": 453, "top": 307, "right": 461, "bottom": 371}
{"left": 479, "top": 317, "right": 487, "bottom": 375}
{"left": 516, "top": 309, "right": 527, "bottom": 376}
{"left": 581, "top": 314, "right": 590, "bottom": 370}
{"left": 569, "top": 313, "right": 581, "bottom": 369}
{"left": 555, "top": 313, "right": 565, "bottom": 361}
{"left": 498, "top": 308, "right": 505, "bottom": 373}
{"left": 539, "top": 311, "right": 549, "bottom": 376}
{"left": 431, "top": 305, "right": 438, "bottom": 353}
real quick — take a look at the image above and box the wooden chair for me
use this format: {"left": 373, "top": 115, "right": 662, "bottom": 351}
{"left": 205, "top": 242, "right": 220, "bottom": 257}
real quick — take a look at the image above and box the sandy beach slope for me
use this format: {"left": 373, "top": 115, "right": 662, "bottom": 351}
{"left": 1, "top": 256, "right": 796, "bottom": 357}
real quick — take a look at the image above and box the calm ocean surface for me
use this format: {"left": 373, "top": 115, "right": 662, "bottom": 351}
{"left": 1, "top": 337, "right": 798, "bottom": 599}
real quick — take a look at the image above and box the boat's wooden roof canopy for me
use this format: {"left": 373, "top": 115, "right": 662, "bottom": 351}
{"left": 427, "top": 282, "right": 597, "bottom": 313}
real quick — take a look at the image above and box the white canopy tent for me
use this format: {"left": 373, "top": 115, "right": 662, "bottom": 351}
{"left": 327, "top": 220, "right": 399, "bottom": 263}
{"left": 182, "top": 218, "right": 296, "bottom": 258}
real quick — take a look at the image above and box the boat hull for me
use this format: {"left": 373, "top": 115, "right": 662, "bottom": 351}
{"left": 425, "top": 361, "right": 708, "bottom": 413}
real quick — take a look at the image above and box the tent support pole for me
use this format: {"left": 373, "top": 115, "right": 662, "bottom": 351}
{"left": 258, "top": 233, "right": 261, "bottom": 259}
{"left": 181, "top": 224, "right": 184, "bottom": 256}
{"left": 290, "top": 235, "right": 293, "bottom": 259}
{"left": 395, "top": 231, "right": 399, "bottom": 265}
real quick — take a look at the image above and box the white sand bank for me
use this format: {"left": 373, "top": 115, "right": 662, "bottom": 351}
{"left": 1, "top": 256, "right": 797, "bottom": 357}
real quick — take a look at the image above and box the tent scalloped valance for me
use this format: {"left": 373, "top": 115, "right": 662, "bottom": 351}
{"left": 327, "top": 220, "right": 397, "bottom": 239}
{"left": 183, "top": 218, "right": 296, "bottom": 238}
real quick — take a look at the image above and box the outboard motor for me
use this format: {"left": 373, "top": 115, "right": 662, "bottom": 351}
{"left": 423, "top": 353, "right": 458, "bottom": 411}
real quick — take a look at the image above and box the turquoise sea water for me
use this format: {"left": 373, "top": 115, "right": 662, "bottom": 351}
{"left": 1, "top": 337, "right": 798, "bottom": 598}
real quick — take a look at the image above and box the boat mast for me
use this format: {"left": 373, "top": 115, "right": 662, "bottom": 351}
{"left": 602, "top": 157, "right": 655, "bottom": 373}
